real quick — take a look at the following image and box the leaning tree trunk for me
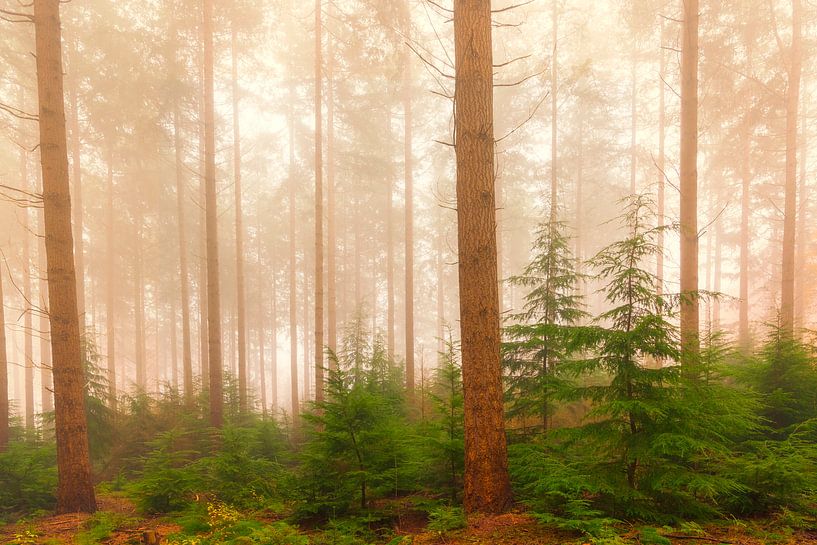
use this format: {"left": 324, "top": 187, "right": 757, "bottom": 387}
{"left": 679, "top": 0, "right": 699, "bottom": 363}
{"left": 453, "top": 0, "right": 512, "bottom": 515}
{"left": 780, "top": 0, "right": 802, "bottom": 334}
{"left": 203, "top": 0, "right": 223, "bottom": 428}
{"left": 33, "top": 0, "right": 96, "bottom": 514}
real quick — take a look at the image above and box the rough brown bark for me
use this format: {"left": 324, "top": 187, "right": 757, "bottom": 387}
{"left": 780, "top": 0, "right": 801, "bottom": 333}
{"left": 453, "top": 0, "right": 512, "bottom": 515}
{"left": 314, "top": 0, "right": 325, "bottom": 403}
{"left": 34, "top": 0, "right": 96, "bottom": 513}
{"left": 230, "top": 16, "right": 248, "bottom": 413}
{"left": 204, "top": 0, "right": 223, "bottom": 428}
{"left": 679, "top": 0, "right": 699, "bottom": 362}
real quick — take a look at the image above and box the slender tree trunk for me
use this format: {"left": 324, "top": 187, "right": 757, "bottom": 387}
{"left": 271, "top": 265, "right": 278, "bottom": 412}
{"left": 134, "top": 221, "right": 146, "bottom": 390}
{"left": 386, "top": 118, "right": 395, "bottom": 358}
{"left": 171, "top": 297, "right": 179, "bottom": 389}
{"left": 739, "top": 119, "right": 751, "bottom": 350}
{"left": 174, "top": 108, "right": 194, "bottom": 404}
{"left": 713, "top": 211, "right": 722, "bottom": 328}
{"left": 198, "top": 22, "right": 209, "bottom": 392}
{"left": 314, "top": 0, "right": 325, "bottom": 402}
{"left": 34, "top": 0, "right": 96, "bottom": 513}
{"left": 38, "top": 205, "right": 53, "bottom": 413}
{"left": 630, "top": 52, "right": 637, "bottom": 195}
{"left": 204, "top": 0, "right": 223, "bottom": 427}
{"left": 231, "top": 18, "right": 248, "bottom": 413}
{"left": 327, "top": 29, "right": 338, "bottom": 361}
{"left": 453, "top": 0, "right": 512, "bottom": 514}
{"left": 549, "top": 0, "right": 558, "bottom": 220}
{"left": 437, "top": 211, "right": 445, "bottom": 363}
{"left": 795, "top": 107, "right": 807, "bottom": 330}
{"left": 657, "top": 21, "right": 665, "bottom": 295}
{"left": 403, "top": 9, "right": 415, "bottom": 397}
{"left": 0, "top": 261, "right": 7, "bottom": 450}
{"left": 288, "top": 79, "right": 300, "bottom": 421}
{"left": 68, "top": 48, "right": 85, "bottom": 333}
{"left": 780, "top": 0, "right": 802, "bottom": 334}
{"left": 679, "top": 0, "right": 699, "bottom": 362}
{"left": 21, "top": 150, "right": 34, "bottom": 429}
{"left": 105, "top": 150, "right": 116, "bottom": 408}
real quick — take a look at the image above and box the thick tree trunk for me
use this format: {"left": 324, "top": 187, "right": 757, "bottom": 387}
{"left": 679, "top": 0, "right": 699, "bottom": 362}
{"left": 34, "top": 0, "right": 96, "bottom": 513}
{"left": 0, "top": 259, "right": 8, "bottom": 450}
{"left": 231, "top": 19, "right": 248, "bottom": 414}
{"left": 453, "top": 0, "right": 512, "bottom": 515}
{"left": 780, "top": 0, "right": 801, "bottom": 334}
{"left": 204, "top": 0, "right": 223, "bottom": 428}
{"left": 314, "top": 0, "right": 325, "bottom": 403}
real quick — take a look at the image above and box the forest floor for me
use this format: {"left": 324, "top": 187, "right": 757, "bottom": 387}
{"left": 3, "top": 496, "right": 817, "bottom": 545}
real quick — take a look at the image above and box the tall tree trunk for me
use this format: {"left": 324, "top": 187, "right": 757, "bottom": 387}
{"left": 780, "top": 0, "right": 802, "bottom": 333}
{"left": 739, "top": 118, "right": 751, "bottom": 351}
{"left": 679, "top": 0, "right": 699, "bottom": 362}
{"left": 314, "top": 0, "right": 325, "bottom": 402}
{"left": 0, "top": 261, "right": 8, "bottom": 450}
{"left": 549, "top": 0, "right": 558, "bottom": 221}
{"left": 386, "top": 117, "right": 395, "bottom": 358}
{"left": 713, "top": 211, "right": 722, "bottom": 328}
{"left": 171, "top": 298, "right": 179, "bottom": 389}
{"left": 21, "top": 150, "right": 34, "bottom": 429}
{"left": 174, "top": 109, "right": 194, "bottom": 404}
{"left": 657, "top": 20, "right": 665, "bottom": 295}
{"left": 38, "top": 205, "right": 53, "bottom": 413}
{"left": 403, "top": 6, "right": 415, "bottom": 397}
{"left": 197, "top": 21, "right": 209, "bottom": 392}
{"left": 203, "top": 0, "right": 223, "bottom": 427}
{"left": 453, "top": 0, "right": 512, "bottom": 514}
{"left": 436, "top": 210, "right": 445, "bottom": 363}
{"left": 34, "top": 0, "right": 96, "bottom": 513}
{"left": 795, "top": 107, "right": 807, "bottom": 330}
{"left": 68, "top": 47, "right": 85, "bottom": 333}
{"left": 327, "top": 29, "right": 338, "bottom": 361}
{"left": 134, "top": 221, "right": 146, "bottom": 390}
{"left": 231, "top": 18, "right": 248, "bottom": 413}
{"left": 105, "top": 150, "right": 116, "bottom": 408}
{"left": 630, "top": 53, "right": 637, "bottom": 194}
{"left": 288, "top": 80, "right": 300, "bottom": 421}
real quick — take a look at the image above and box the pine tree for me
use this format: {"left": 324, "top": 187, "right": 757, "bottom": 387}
{"left": 504, "top": 221, "right": 586, "bottom": 432}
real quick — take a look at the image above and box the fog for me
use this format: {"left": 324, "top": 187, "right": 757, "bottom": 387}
{"left": 0, "top": 0, "right": 811, "bottom": 426}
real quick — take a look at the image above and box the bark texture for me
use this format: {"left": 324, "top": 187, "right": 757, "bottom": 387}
{"left": 34, "top": 0, "right": 96, "bottom": 513}
{"left": 453, "top": 0, "right": 512, "bottom": 515}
